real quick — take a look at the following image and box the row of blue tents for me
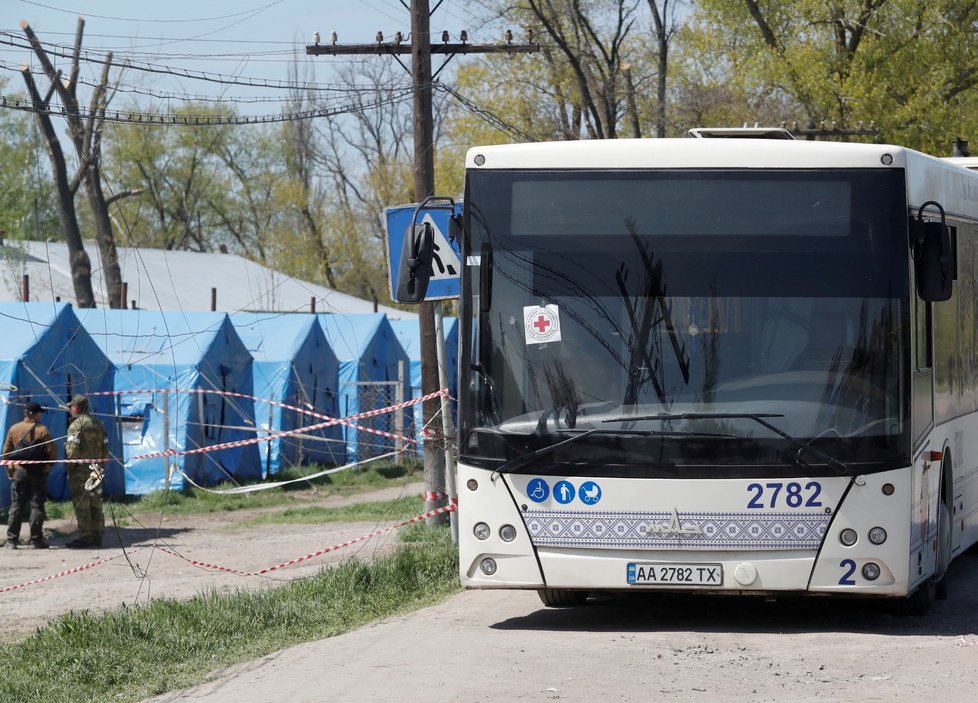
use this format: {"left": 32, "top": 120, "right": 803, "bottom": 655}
{"left": 0, "top": 303, "right": 457, "bottom": 508}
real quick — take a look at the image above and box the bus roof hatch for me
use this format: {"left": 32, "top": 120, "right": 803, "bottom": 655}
{"left": 687, "top": 127, "right": 795, "bottom": 140}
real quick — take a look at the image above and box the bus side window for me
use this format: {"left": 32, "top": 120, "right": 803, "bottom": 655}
{"left": 913, "top": 293, "right": 932, "bottom": 371}
{"left": 912, "top": 263, "right": 935, "bottom": 446}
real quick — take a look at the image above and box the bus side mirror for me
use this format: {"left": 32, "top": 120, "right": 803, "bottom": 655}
{"left": 447, "top": 213, "right": 461, "bottom": 246}
{"left": 911, "top": 203, "right": 953, "bottom": 302}
{"left": 395, "top": 222, "right": 435, "bottom": 303}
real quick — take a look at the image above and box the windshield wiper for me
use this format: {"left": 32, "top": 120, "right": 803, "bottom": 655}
{"left": 603, "top": 412, "right": 850, "bottom": 475}
{"left": 490, "top": 426, "right": 736, "bottom": 479}
{"left": 491, "top": 429, "right": 598, "bottom": 480}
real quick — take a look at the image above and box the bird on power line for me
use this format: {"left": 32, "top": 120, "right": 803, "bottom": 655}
{"left": 312, "top": 31, "right": 320, "bottom": 45}
{"left": 505, "top": 29, "right": 513, "bottom": 43}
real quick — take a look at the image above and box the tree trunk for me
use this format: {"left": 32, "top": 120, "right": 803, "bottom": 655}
{"left": 648, "top": 0, "right": 672, "bottom": 138}
{"left": 84, "top": 167, "right": 123, "bottom": 308}
{"left": 21, "top": 19, "right": 123, "bottom": 307}
{"left": 20, "top": 68, "right": 96, "bottom": 308}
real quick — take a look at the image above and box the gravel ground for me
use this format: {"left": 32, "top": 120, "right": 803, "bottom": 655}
{"left": 5, "top": 480, "right": 977, "bottom": 703}
{"left": 146, "top": 554, "right": 978, "bottom": 703}
{"left": 0, "top": 481, "right": 425, "bottom": 641}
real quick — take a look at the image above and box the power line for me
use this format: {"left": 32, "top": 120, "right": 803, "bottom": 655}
{"left": 0, "top": 58, "right": 412, "bottom": 101}
{"left": 18, "top": 0, "right": 285, "bottom": 24}
{"left": 435, "top": 82, "right": 536, "bottom": 143}
{"left": 0, "top": 32, "right": 398, "bottom": 91}
{"left": 0, "top": 86, "right": 416, "bottom": 125}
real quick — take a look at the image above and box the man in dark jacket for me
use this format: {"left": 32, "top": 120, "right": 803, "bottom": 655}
{"left": 3, "top": 401, "right": 56, "bottom": 549}
{"left": 64, "top": 395, "right": 107, "bottom": 549}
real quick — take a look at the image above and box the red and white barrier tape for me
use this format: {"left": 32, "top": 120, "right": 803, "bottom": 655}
{"left": 1, "top": 457, "right": 111, "bottom": 466}
{"left": 1, "top": 388, "right": 449, "bottom": 467}
{"left": 0, "top": 547, "right": 147, "bottom": 594}
{"left": 156, "top": 499, "right": 457, "bottom": 576}
{"left": 424, "top": 491, "right": 450, "bottom": 502}
{"left": 89, "top": 386, "right": 431, "bottom": 446}
{"left": 0, "top": 499, "right": 457, "bottom": 595}
{"left": 125, "top": 388, "right": 449, "bottom": 464}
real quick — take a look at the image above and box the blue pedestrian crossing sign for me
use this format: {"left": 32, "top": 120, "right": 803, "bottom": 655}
{"left": 385, "top": 202, "right": 463, "bottom": 301}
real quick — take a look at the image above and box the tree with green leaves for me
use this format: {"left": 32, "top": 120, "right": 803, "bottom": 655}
{"left": 105, "top": 108, "right": 243, "bottom": 253}
{"left": 0, "top": 78, "right": 57, "bottom": 242}
{"left": 303, "top": 61, "right": 415, "bottom": 302}
{"left": 691, "top": 0, "right": 978, "bottom": 152}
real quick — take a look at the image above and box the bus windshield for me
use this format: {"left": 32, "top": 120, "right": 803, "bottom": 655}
{"left": 460, "top": 169, "right": 910, "bottom": 477}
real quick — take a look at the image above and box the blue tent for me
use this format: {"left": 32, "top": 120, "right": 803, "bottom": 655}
{"left": 230, "top": 312, "right": 343, "bottom": 475}
{"left": 0, "top": 303, "right": 122, "bottom": 508}
{"left": 77, "top": 309, "right": 261, "bottom": 494}
{"left": 319, "top": 314, "right": 412, "bottom": 463}
{"left": 389, "top": 316, "right": 459, "bottom": 404}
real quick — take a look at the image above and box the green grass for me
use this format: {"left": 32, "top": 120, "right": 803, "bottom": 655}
{"left": 235, "top": 496, "right": 425, "bottom": 527}
{"left": 3, "top": 459, "right": 423, "bottom": 526}
{"left": 0, "top": 499, "right": 72, "bottom": 525}
{"left": 0, "top": 527, "right": 460, "bottom": 703}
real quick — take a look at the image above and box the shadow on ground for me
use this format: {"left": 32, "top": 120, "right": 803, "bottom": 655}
{"left": 491, "top": 554, "right": 978, "bottom": 638}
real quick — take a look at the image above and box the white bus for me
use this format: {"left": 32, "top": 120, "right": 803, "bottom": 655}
{"left": 397, "top": 133, "right": 978, "bottom": 612}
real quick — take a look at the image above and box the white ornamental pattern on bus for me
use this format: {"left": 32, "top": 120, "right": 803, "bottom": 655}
{"left": 523, "top": 304, "right": 562, "bottom": 345}
{"left": 523, "top": 509, "right": 830, "bottom": 550}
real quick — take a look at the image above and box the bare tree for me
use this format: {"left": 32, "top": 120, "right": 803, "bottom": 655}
{"left": 310, "top": 60, "right": 414, "bottom": 300}
{"left": 282, "top": 58, "right": 338, "bottom": 288}
{"left": 524, "top": 0, "right": 639, "bottom": 139}
{"left": 647, "top": 0, "right": 681, "bottom": 137}
{"left": 20, "top": 18, "right": 125, "bottom": 308}
{"left": 18, "top": 64, "right": 95, "bottom": 307}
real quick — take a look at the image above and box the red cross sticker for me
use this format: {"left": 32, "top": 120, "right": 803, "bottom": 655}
{"left": 524, "top": 305, "right": 561, "bottom": 344}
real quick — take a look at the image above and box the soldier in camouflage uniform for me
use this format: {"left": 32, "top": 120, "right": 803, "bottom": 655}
{"left": 64, "top": 395, "right": 106, "bottom": 549}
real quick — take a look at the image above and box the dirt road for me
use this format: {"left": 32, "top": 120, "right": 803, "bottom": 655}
{"left": 0, "top": 482, "right": 425, "bottom": 641}
{"left": 6, "top": 482, "right": 978, "bottom": 702}
{"left": 147, "top": 555, "right": 978, "bottom": 703}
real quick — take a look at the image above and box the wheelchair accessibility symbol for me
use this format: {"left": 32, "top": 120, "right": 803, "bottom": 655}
{"left": 527, "top": 478, "right": 549, "bottom": 503}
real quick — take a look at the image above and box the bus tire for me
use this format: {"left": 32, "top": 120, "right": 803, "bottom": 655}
{"left": 935, "top": 499, "right": 952, "bottom": 600}
{"left": 907, "top": 499, "right": 951, "bottom": 614}
{"left": 537, "top": 588, "right": 588, "bottom": 607}
{"left": 907, "top": 577, "right": 936, "bottom": 615}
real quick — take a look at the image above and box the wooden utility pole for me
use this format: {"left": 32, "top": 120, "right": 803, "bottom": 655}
{"left": 308, "top": 1, "right": 536, "bottom": 524}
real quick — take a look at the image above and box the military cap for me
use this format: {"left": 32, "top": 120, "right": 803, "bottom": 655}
{"left": 71, "top": 395, "right": 89, "bottom": 409}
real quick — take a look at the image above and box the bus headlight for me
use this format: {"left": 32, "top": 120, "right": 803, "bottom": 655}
{"left": 499, "top": 524, "right": 517, "bottom": 542}
{"left": 840, "top": 528, "right": 858, "bottom": 546}
{"left": 473, "top": 522, "right": 491, "bottom": 540}
{"left": 480, "top": 557, "right": 497, "bottom": 575}
{"left": 861, "top": 563, "right": 881, "bottom": 581}
{"left": 868, "top": 527, "right": 887, "bottom": 545}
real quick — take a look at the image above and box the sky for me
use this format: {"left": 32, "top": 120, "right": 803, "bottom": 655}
{"left": 1, "top": 0, "right": 490, "bottom": 119}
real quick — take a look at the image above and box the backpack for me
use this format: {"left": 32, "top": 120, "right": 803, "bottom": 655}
{"left": 7, "top": 426, "right": 49, "bottom": 464}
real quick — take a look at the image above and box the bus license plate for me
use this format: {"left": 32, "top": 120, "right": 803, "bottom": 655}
{"left": 627, "top": 563, "right": 723, "bottom": 586}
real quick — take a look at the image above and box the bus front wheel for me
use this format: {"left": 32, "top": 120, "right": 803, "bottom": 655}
{"left": 907, "top": 499, "right": 951, "bottom": 614}
{"left": 537, "top": 588, "right": 588, "bottom": 607}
